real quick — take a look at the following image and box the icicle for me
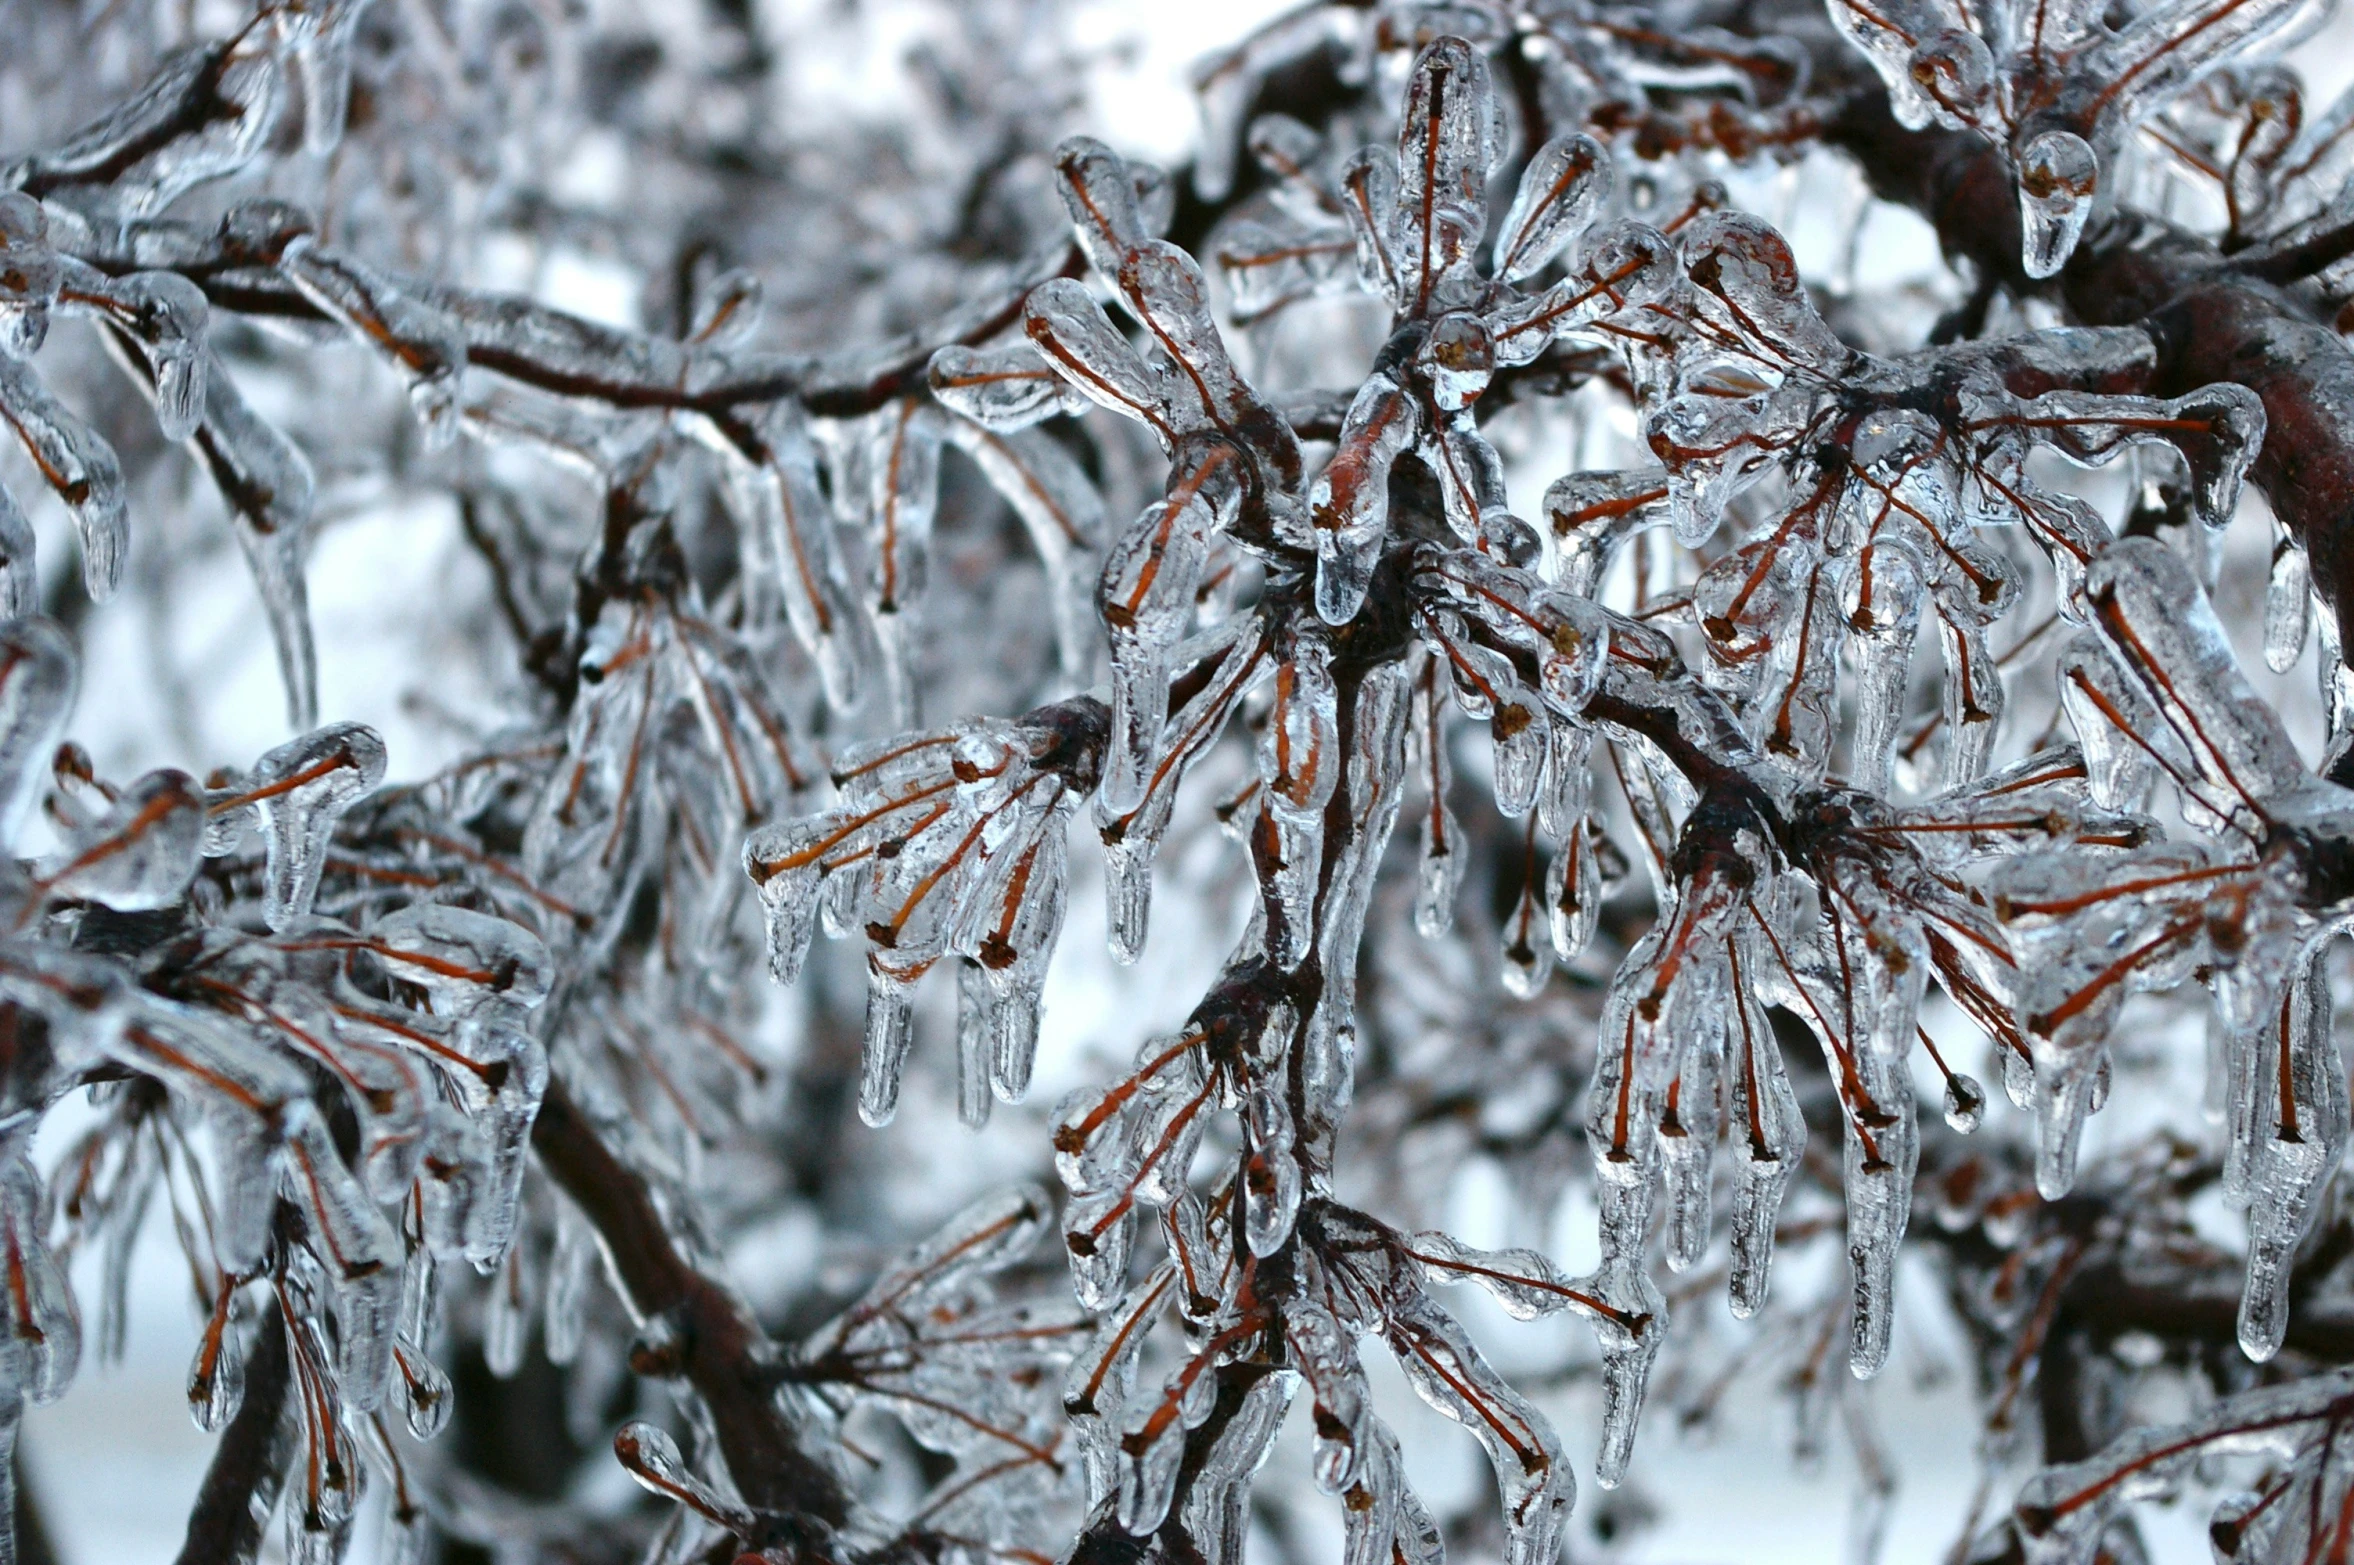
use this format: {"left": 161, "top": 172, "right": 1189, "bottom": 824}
{"left": 197, "top": 359, "right": 319, "bottom": 728}
{"left": 0, "top": 620, "right": 75, "bottom": 842}
{"left": 278, "top": 1102, "right": 398, "bottom": 1404}
{"left": 1412, "top": 669, "right": 1461, "bottom": 938}
{"left": 944, "top": 423, "right": 1105, "bottom": 677}
{"left": 482, "top": 1244, "right": 529, "bottom": 1378}
{"left": 0, "top": 486, "right": 32, "bottom": 623}
{"left": 1935, "top": 606, "right": 2004, "bottom": 787}
{"left": 955, "top": 960, "right": 995, "bottom": 1128}
{"left": 708, "top": 401, "right": 870, "bottom": 711}
{"left": 1308, "top": 374, "right": 1415, "bottom": 625}
{"left": 1842, "top": 539, "right": 1926, "bottom": 793}
{"left": 860, "top": 960, "right": 918, "bottom": 1127}
{"left": 542, "top": 1202, "right": 595, "bottom": 1369}
{"left": 0, "top": 1147, "right": 77, "bottom": 1407}
{"left": 1099, "top": 487, "right": 1223, "bottom": 814}
{"left": 1660, "top": 1019, "right": 1723, "bottom": 1274}
{"left": 2265, "top": 523, "right": 2313, "bottom": 674}
{"left": 245, "top": 722, "right": 387, "bottom": 930}
{"left": 1257, "top": 633, "right": 1341, "bottom": 970}
{"left": 744, "top": 818, "right": 824, "bottom": 984}
{"left": 0, "top": 356, "right": 126, "bottom": 600}
{"left": 1240, "top": 1082, "right": 1302, "bottom": 1255}
{"left": 1103, "top": 835, "right": 1154, "bottom": 965}
{"left": 862, "top": 399, "right": 945, "bottom": 729}
{"left": 1724, "top": 951, "right": 1805, "bottom": 1319}
{"left": 1178, "top": 1369, "right": 1297, "bottom": 1565}
{"left": 1501, "top": 822, "right": 1553, "bottom": 999}
{"left": 292, "top": 0, "right": 370, "bottom": 155}
{"left": 2235, "top": 953, "right": 2347, "bottom": 1361}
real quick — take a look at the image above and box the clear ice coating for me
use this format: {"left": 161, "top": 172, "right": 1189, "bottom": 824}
{"left": 243, "top": 722, "right": 389, "bottom": 929}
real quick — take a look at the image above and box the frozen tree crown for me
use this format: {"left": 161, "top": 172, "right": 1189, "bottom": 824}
{"left": 2, "top": 0, "right": 2354, "bottom": 1560}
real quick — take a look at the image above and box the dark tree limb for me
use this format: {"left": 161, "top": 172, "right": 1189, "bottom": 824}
{"left": 528, "top": 1075, "right": 850, "bottom": 1557}
{"left": 172, "top": 1297, "right": 290, "bottom": 1565}
{"left": 1823, "top": 88, "right": 2354, "bottom": 661}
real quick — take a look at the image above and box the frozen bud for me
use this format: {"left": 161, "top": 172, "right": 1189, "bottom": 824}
{"left": 1417, "top": 312, "right": 1493, "bottom": 412}
{"left": 37, "top": 768, "right": 204, "bottom": 911}
{"left": 1337, "top": 146, "right": 1402, "bottom": 306}
{"left": 614, "top": 1422, "right": 759, "bottom": 1535}
{"left": 1261, "top": 638, "right": 1341, "bottom": 822}
{"left": 1682, "top": 211, "right": 1848, "bottom": 374}
{"left": 186, "top": 1301, "right": 244, "bottom": 1433}
{"left": 1909, "top": 30, "right": 1993, "bottom": 127}
{"left": 112, "top": 271, "right": 211, "bottom": 440}
{"left": 0, "top": 194, "right": 60, "bottom": 358}
{"left": 2017, "top": 130, "right": 2099, "bottom": 280}
{"left": 367, "top": 904, "right": 554, "bottom": 1016}
{"left": 1216, "top": 219, "right": 1358, "bottom": 322}
{"left": 1489, "top": 221, "right": 1679, "bottom": 367}
{"left": 929, "top": 342, "right": 1090, "bottom": 432}
{"left": 1394, "top": 36, "right": 1502, "bottom": 312}
{"left": 1247, "top": 112, "right": 1323, "bottom": 183}
{"left": 688, "top": 267, "right": 763, "bottom": 347}
{"left": 1024, "top": 278, "right": 1175, "bottom": 439}
{"left": 1494, "top": 133, "right": 1612, "bottom": 283}
{"left": 1056, "top": 137, "right": 1152, "bottom": 280}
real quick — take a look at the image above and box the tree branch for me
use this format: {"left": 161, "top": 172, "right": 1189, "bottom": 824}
{"left": 528, "top": 1076, "right": 850, "bottom": 1557}
{"left": 1824, "top": 88, "right": 2354, "bottom": 660}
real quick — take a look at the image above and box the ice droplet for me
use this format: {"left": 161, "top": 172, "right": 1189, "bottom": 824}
{"left": 1943, "top": 1073, "right": 1986, "bottom": 1134}
{"left": 2017, "top": 130, "right": 2098, "bottom": 280}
